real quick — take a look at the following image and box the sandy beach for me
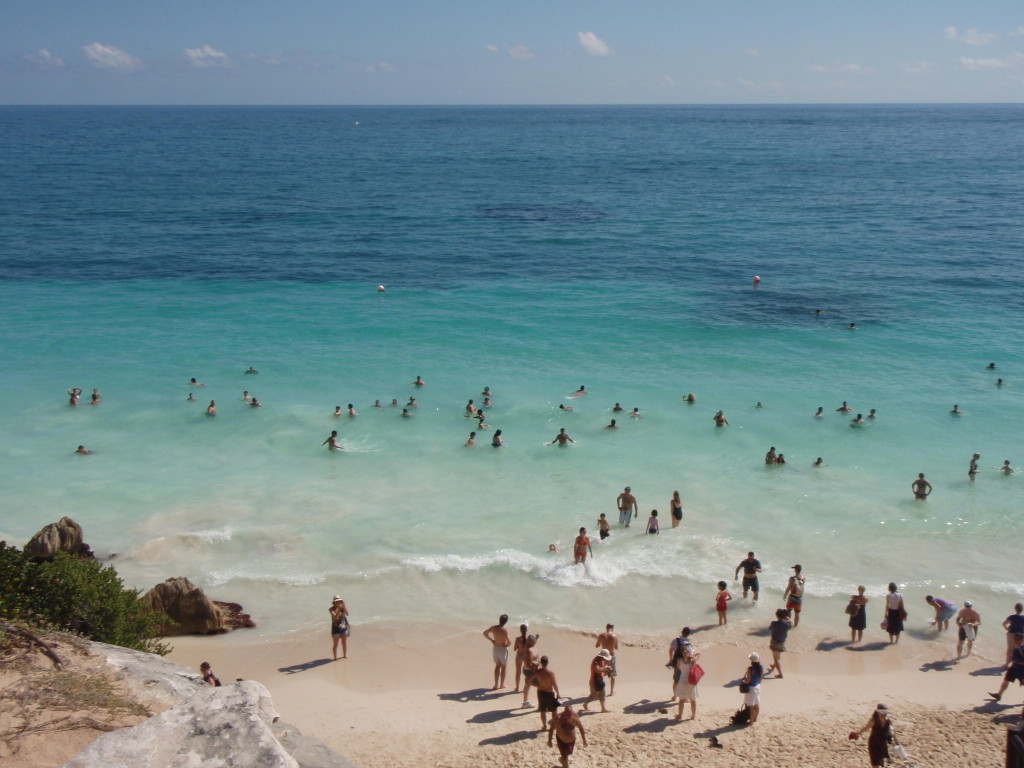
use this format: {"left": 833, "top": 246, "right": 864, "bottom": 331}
{"left": 166, "top": 617, "right": 1017, "bottom": 767}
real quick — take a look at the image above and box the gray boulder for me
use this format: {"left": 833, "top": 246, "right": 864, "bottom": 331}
{"left": 25, "top": 516, "right": 91, "bottom": 559}
{"left": 88, "top": 641, "right": 206, "bottom": 710}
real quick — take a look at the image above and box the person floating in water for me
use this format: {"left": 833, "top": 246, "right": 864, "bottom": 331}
{"left": 559, "top": 404, "right": 574, "bottom": 412}
{"left": 190, "top": 378, "right": 204, "bottom": 387}
{"left": 605, "top": 419, "right": 618, "bottom": 429}
{"left": 987, "top": 362, "right": 997, "bottom": 370}
{"left": 851, "top": 413, "right": 866, "bottom": 425}
{"left": 334, "top": 406, "right": 342, "bottom": 417}
{"left": 407, "top": 396, "right": 419, "bottom": 407}
{"left": 847, "top": 322, "right": 857, "bottom": 330}
{"left": 836, "top": 401, "right": 852, "bottom": 412}
{"left": 347, "top": 404, "right": 357, "bottom": 417}
{"left": 998, "top": 460, "right": 1014, "bottom": 475}
{"left": 250, "top": 397, "right": 262, "bottom": 407}
{"left": 572, "top": 385, "right": 586, "bottom": 397}
{"left": 466, "top": 431, "right": 476, "bottom": 446}
{"left": 75, "top": 445, "right": 91, "bottom": 454}
{"left": 630, "top": 407, "right": 642, "bottom": 419}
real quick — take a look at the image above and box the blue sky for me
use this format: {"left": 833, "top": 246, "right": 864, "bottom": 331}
{"left": 2, "top": 1, "right": 1022, "bottom": 104}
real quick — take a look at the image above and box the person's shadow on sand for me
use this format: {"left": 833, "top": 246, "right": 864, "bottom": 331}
{"left": 438, "top": 688, "right": 506, "bottom": 703}
{"left": 919, "top": 659, "right": 956, "bottom": 672}
{"left": 968, "top": 665, "right": 1007, "bottom": 677}
{"left": 478, "top": 730, "right": 539, "bottom": 746}
{"left": 815, "top": 638, "right": 849, "bottom": 652}
{"left": 623, "top": 717, "right": 677, "bottom": 733}
{"left": 844, "top": 641, "right": 889, "bottom": 652}
{"left": 277, "top": 658, "right": 333, "bottom": 674}
{"left": 467, "top": 708, "right": 534, "bottom": 725}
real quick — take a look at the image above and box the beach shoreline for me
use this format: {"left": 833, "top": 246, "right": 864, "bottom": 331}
{"left": 165, "top": 616, "right": 1015, "bottom": 767}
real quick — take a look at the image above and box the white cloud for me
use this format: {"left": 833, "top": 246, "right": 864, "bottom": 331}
{"left": 365, "top": 61, "right": 398, "bottom": 74}
{"left": 508, "top": 45, "right": 534, "bottom": 60}
{"left": 24, "top": 49, "right": 65, "bottom": 69}
{"left": 900, "top": 60, "right": 933, "bottom": 75}
{"left": 746, "top": 48, "right": 762, "bottom": 58}
{"left": 960, "top": 52, "right": 1024, "bottom": 70}
{"left": 486, "top": 44, "right": 499, "bottom": 53}
{"left": 810, "top": 62, "right": 875, "bottom": 75}
{"left": 946, "top": 26, "right": 997, "bottom": 45}
{"left": 578, "top": 31, "right": 611, "bottom": 57}
{"left": 184, "top": 45, "right": 228, "bottom": 68}
{"left": 82, "top": 42, "right": 142, "bottom": 72}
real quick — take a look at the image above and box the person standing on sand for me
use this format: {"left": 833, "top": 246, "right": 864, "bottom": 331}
{"left": 853, "top": 703, "right": 892, "bottom": 768}
{"left": 670, "top": 490, "right": 683, "bottom": 528}
{"left": 329, "top": 597, "right": 350, "bottom": 660}
{"left": 766, "top": 608, "right": 791, "bottom": 678}
{"left": 849, "top": 585, "right": 869, "bottom": 643}
{"left": 741, "top": 652, "right": 762, "bottom": 724}
{"left": 668, "top": 627, "right": 693, "bottom": 697}
{"left": 783, "top": 564, "right": 806, "bottom": 627}
{"left": 911, "top": 473, "right": 932, "bottom": 499}
{"left": 548, "top": 704, "right": 586, "bottom": 768}
{"left": 956, "top": 601, "right": 981, "bottom": 659}
{"left": 616, "top": 486, "right": 638, "bottom": 527}
{"left": 483, "top": 614, "right": 511, "bottom": 689}
{"left": 520, "top": 634, "right": 540, "bottom": 706}
{"left": 735, "top": 551, "right": 762, "bottom": 601}
{"left": 715, "top": 581, "right": 732, "bottom": 625}
{"left": 1003, "top": 604, "right": 1024, "bottom": 663}
{"left": 582, "top": 649, "right": 611, "bottom": 713}
{"left": 673, "top": 642, "right": 701, "bottom": 720}
{"left": 573, "top": 527, "right": 593, "bottom": 565}
{"left": 885, "top": 583, "right": 905, "bottom": 644}
{"left": 531, "top": 656, "right": 561, "bottom": 729}
{"left": 513, "top": 624, "right": 529, "bottom": 692}
{"left": 595, "top": 624, "right": 619, "bottom": 696}
{"left": 925, "top": 594, "right": 957, "bottom": 631}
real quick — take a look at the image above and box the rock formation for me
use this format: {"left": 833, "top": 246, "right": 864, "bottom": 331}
{"left": 25, "top": 516, "right": 93, "bottom": 560}
{"left": 140, "top": 577, "right": 255, "bottom": 635}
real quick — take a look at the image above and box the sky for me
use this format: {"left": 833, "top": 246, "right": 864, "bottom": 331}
{"left": 1, "top": 1, "right": 1022, "bottom": 104}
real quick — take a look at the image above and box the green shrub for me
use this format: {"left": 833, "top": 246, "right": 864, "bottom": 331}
{"left": 0, "top": 543, "right": 169, "bottom": 655}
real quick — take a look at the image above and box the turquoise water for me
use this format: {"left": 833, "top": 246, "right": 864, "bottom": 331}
{"left": 0, "top": 105, "right": 1022, "bottom": 639}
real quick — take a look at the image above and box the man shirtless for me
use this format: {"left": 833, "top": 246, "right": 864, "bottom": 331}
{"left": 321, "top": 430, "right": 343, "bottom": 451}
{"left": 520, "top": 635, "right": 540, "bottom": 706}
{"left": 616, "top": 487, "right": 638, "bottom": 527}
{"left": 548, "top": 705, "right": 587, "bottom": 768}
{"left": 482, "top": 614, "right": 512, "bottom": 690}
{"left": 783, "top": 564, "right": 806, "bottom": 627}
{"left": 531, "top": 655, "right": 561, "bottom": 729}
{"left": 595, "top": 623, "right": 619, "bottom": 695}
{"left": 548, "top": 428, "right": 575, "bottom": 446}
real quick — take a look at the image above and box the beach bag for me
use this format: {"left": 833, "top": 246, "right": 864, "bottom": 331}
{"left": 892, "top": 740, "right": 909, "bottom": 760}
{"left": 730, "top": 705, "right": 751, "bottom": 726}
{"left": 880, "top": 618, "right": 889, "bottom": 631}
{"left": 739, "top": 682, "right": 750, "bottom": 693}
{"left": 845, "top": 600, "right": 859, "bottom": 616}
{"left": 688, "top": 663, "right": 705, "bottom": 685}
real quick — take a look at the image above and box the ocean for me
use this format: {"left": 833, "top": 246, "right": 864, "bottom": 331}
{"left": 1, "top": 104, "right": 1021, "bottom": 641}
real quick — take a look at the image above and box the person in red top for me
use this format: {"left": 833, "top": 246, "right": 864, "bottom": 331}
{"left": 573, "top": 528, "right": 593, "bottom": 564}
{"left": 582, "top": 650, "right": 611, "bottom": 712}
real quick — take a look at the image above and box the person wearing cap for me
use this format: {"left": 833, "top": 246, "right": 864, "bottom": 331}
{"left": 955, "top": 602, "right": 981, "bottom": 659}
{"left": 329, "top": 596, "right": 350, "bottom": 660}
{"left": 582, "top": 649, "right": 612, "bottom": 713}
{"left": 784, "top": 564, "right": 806, "bottom": 627}
{"left": 853, "top": 704, "right": 892, "bottom": 767}
{"left": 740, "top": 652, "right": 763, "bottom": 724}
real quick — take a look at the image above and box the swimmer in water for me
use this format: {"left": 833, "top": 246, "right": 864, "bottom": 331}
{"left": 322, "top": 430, "right": 343, "bottom": 450}
{"left": 851, "top": 413, "right": 866, "bottom": 425}
{"left": 348, "top": 404, "right": 357, "bottom": 417}
{"left": 847, "top": 322, "right": 857, "bottom": 330}
{"left": 950, "top": 404, "right": 963, "bottom": 416}
{"left": 334, "top": 406, "right": 342, "bottom": 417}
{"left": 813, "top": 457, "right": 825, "bottom": 467}
{"left": 912, "top": 473, "right": 932, "bottom": 499}
{"left": 187, "top": 392, "right": 196, "bottom": 401}
{"left": 476, "top": 411, "right": 488, "bottom": 428}
{"left": 775, "top": 453, "right": 786, "bottom": 465}
{"left": 373, "top": 400, "right": 382, "bottom": 408}
{"left": 868, "top": 408, "right": 877, "bottom": 419}
{"left": 559, "top": 404, "right": 574, "bottom": 412}
{"left": 605, "top": 419, "right": 618, "bottom": 429}
{"left": 755, "top": 401, "right": 764, "bottom": 409}
{"left": 90, "top": 388, "right": 101, "bottom": 405}
{"left": 815, "top": 309, "right": 823, "bottom": 316}
{"left": 765, "top": 447, "right": 777, "bottom": 465}
{"left": 483, "top": 395, "right": 492, "bottom": 407}
{"left": 466, "top": 400, "right": 478, "bottom": 415}
{"left": 573, "top": 385, "right": 587, "bottom": 396}
{"left": 67, "top": 388, "right": 82, "bottom": 406}
{"left": 482, "top": 386, "right": 492, "bottom": 397}
{"left": 75, "top": 445, "right": 91, "bottom": 454}
{"left": 492, "top": 429, "right": 504, "bottom": 447}
{"left": 996, "top": 378, "right": 1004, "bottom": 387}
{"left": 250, "top": 397, "right": 262, "bottom": 407}
{"left": 836, "top": 401, "right": 852, "bottom": 412}
{"left": 466, "top": 431, "right": 476, "bottom": 446}
{"left": 814, "top": 407, "right": 824, "bottom": 418}
{"left": 206, "top": 400, "right": 216, "bottom": 416}
{"left": 407, "top": 397, "right": 419, "bottom": 407}
{"left": 245, "top": 366, "right": 258, "bottom": 374}
{"left": 713, "top": 410, "right": 729, "bottom": 427}
{"left": 413, "top": 376, "right": 425, "bottom": 387}
{"left": 987, "top": 363, "right": 997, "bottom": 370}
{"left": 390, "top": 399, "right": 399, "bottom": 407}
{"left": 548, "top": 428, "right": 575, "bottom": 446}
{"left": 190, "top": 378, "right": 204, "bottom": 387}
{"left": 684, "top": 393, "right": 697, "bottom": 403}
{"left": 613, "top": 403, "right": 624, "bottom": 412}
{"left": 243, "top": 391, "right": 251, "bottom": 402}
{"left": 401, "top": 408, "right": 412, "bottom": 418}
{"left": 998, "top": 460, "right": 1014, "bottom": 475}
{"left": 630, "top": 407, "right": 641, "bottom": 419}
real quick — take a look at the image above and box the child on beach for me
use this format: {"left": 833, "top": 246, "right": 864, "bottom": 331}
{"left": 715, "top": 581, "right": 732, "bottom": 625}
{"left": 645, "top": 510, "right": 659, "bottom": 535}
{"left": 597, "top": 513, "right": 610, "bottom": 540}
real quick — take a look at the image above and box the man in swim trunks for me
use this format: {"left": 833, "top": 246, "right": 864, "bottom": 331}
{"left": 783, "top": 564, "right": 806, "bottom": 627}
{"left": 548, "top": 428, "right": 575, "bottom": 446}
{"left": 734, "top": 551, "right": 763, "bottom": 601}
{"left": 595, "top": 624, "right": 619, "bottom": 695}
{"left": 616, "top": 487, "right": 638, "bottom": 527}
{"left": 531, "top": 655, "right": 561, "bottom": 728}
{"left": 483, "top": 614, "right": 512, "bottom": 690}
{"left": 912, "top": 473, "right": 932, "bottom": 499}
{"left": 573, "top": 528, "right": 593, "bottom": 565}
{"left": 548, "top": 704, "right": 586, "bottom": 768}
{"left": 597, "top": 513, "right": 610, "bottom": 540}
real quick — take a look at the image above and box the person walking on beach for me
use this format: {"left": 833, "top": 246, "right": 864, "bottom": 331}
{"left": 595, "top": 624, "right": 619, "bottom": 696}
{"left": 329, "top": 596, "right": 350, "bottom": 660}
{"left": 672, "top": 642, "right": 701, "bottom": 720}
{"left": 582, "top": 649, "right": 611, "bottom": 713}
{"left": 716, "top": 581, "right": 732, "bottom": 625}
{"left": 925, "top": 594, "right": 957, "bottom": 631}
{"left": 955, "top": 601, "right": 981, "bottom": 659}
{"left": 531, "top": 655, "right": 561, "bottom": 729}
{"left": 911, "top": 473, "right": 932, "bottom": 499}
{"left": 735, "top": 551, "right": 763, "bottom": 602}
{"left": 969, "top": 453, "right": 981, "bottom": 481}
{"left": 483, "top": 614, "right": 512, "bottom": 689}
{"left": 616, "top": 486, "right": 638, "bottom": 527}
{"left": 853, "top": 703, "right": 892, "bottom": 767}
{"left": 848, "top": 585, "right": 869, "bottom": 643}
{"left": 989, "top": 633, "right": 1024, "bottom": 702}
{"left": 885, "top": 582, "right": 905, "bottom": 644}
{"left": 740, "top": 652, "right": 763, "bottom": 724}
{"left": 548, "top": 428, "right": 575, "bottom": 446}
{"left": 322, "top": 430, "right": 343, "bottom": 451}
{"left": 548, "top": 704, "right": 586, "bottom": 768}
{"left": 766, "top": 609, "right": 791, "bottom": 678}
{"left": 670, "top": 490, "right": 683, "bottom": 528}
{"left": 668, "top": 627, "right": 693, "bottom": 697}
{"left": 513, "top": 624, "right": 529, "bottom": 692}
{"left": 573, "top": 527, "right": 593, "bottom": 565}
{"left": 1003, "top": 604, "right": 1024, "bottom": 663}
{"left": 784, "top": 564, "right": 806, "bottom": 627}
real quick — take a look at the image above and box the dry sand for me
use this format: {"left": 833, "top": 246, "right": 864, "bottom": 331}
{"left": 166, "top": 617, "right": 1021, "bottom": 767}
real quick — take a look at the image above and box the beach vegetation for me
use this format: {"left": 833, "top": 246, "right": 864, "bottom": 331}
{"left": 0, "top": 543, "right": 170, "bottom": 655}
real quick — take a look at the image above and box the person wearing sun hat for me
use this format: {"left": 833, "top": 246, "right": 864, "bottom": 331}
{"left": 329, "top": 595, "right": 350, "bottom": 660}
{"left": 582, "top": 648, "right": 612, "bottom": 713}
{"left": 741, "top": 651, "right": 763, "bottom": 723}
